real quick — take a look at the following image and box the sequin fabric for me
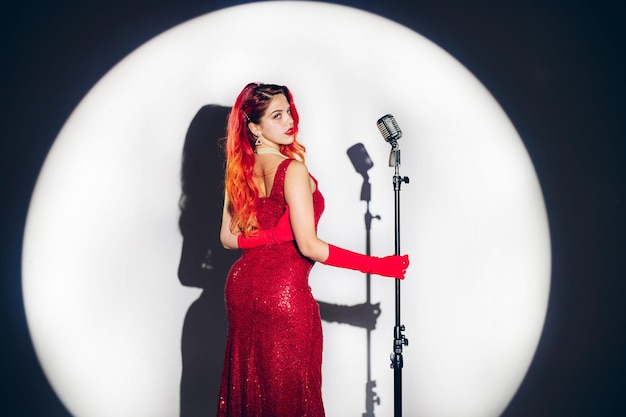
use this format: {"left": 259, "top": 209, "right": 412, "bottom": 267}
{"left": 217, "top": 159, "right": 326, "bottom": 417}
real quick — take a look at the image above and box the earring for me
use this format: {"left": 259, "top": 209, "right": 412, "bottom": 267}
{"left": 255, "top": 136, "right": 262, "bottom": 146}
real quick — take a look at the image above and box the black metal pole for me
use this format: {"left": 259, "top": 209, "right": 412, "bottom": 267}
{"left": 389, "top": 141, "right": 409, "bottom": 417}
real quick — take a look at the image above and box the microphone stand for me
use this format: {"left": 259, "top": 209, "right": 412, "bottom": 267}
{"left": 388, "top": 139, "right": 409, "bottom": 417}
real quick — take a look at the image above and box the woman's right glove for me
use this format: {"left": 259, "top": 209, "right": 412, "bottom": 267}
{"left": 322, "top": 244, "right": 409, "bottom": 279}
{"left": 237, "top": 206, "right": 293, "bottom": 249}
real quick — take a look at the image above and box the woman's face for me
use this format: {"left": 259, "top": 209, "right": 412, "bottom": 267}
{"left": 250, "top": 94, "right": 295, "bottom": 148}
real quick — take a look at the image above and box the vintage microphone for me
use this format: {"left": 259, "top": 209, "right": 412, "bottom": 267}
{"left": 376, "top": 114, "right": 409, "bottom": 417}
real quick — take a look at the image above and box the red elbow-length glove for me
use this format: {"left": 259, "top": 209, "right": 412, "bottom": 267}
{"left": 322, "top": 244, "right": 409, "bottom": 279}
{"left": 237, "top": 206, "right": 294, "bottom": 249}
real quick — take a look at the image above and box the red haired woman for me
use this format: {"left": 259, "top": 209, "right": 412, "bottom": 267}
{"left": 217, "top": 82, "right": 409, "bottom": 416}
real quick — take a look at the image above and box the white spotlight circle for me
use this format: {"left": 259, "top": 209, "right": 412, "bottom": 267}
{"left": 22, "top": 2, "right": 550, "bottom": 417}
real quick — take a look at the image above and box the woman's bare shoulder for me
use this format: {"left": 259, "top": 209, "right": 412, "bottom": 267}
{"left": 285, "top": 159, "right": 317, "bottom": 192}
{"left": 285, "top": 159, "right": 310, "bottom": 177}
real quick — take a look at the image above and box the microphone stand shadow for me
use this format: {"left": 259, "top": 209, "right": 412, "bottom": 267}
{"left": 347, "top": 143, "right": 382, "bottom": 417}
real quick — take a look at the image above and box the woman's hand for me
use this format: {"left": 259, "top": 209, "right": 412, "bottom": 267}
{"left": 237, "top": 207, "right": 294, "bottom": 249}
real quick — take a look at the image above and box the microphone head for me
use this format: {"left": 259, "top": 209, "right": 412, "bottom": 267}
{"left": 377, "top": 114, "right": 402, "bottom": 142}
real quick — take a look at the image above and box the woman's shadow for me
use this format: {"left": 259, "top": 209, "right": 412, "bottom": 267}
{"left": 178, "top": 105, "right": 239, "bottom": 417}
{"left": 178, "top": 105, "right": 382, "bottom": 417}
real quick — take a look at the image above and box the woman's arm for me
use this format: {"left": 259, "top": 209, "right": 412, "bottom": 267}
{"left": 284, "top": 160, "right": 409, "bottom": 279}
{"left": 220, "top": 192, "right": 239, "bottom": 249}
{"left": 283, "top": 161, "right": 330, "bottom": 262}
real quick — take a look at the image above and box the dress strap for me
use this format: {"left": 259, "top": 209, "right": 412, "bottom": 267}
{"left": 269, "top": 158, "right": 293, "bottom": 201}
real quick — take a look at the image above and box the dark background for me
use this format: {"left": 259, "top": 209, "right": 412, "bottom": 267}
{"left": 2, "top": 0, "right": 624, "bottom": 416}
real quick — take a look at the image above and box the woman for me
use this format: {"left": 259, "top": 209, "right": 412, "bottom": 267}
{"left": 217, "top": 82, "right": 409, "bottom": 416}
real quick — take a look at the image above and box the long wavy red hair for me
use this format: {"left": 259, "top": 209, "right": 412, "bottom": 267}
{"left": 225, "top": 83, "right": 306, "bottom": 236}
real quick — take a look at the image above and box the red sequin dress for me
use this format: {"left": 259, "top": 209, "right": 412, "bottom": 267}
{"left": 217, "top": 158, "right": 326, "bottom": 417}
